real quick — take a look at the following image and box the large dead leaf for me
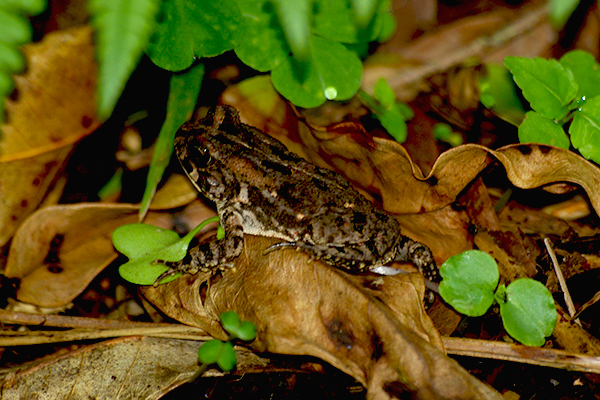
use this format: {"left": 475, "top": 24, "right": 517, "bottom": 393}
{"left": 0, "top": 26, "right": 99, "bottom": 247}
{"left": 0, "top": 335, "right": 268, "bottom": 400}
{"left": 142, "top": 235, "right": 502, "bottom": 400}
{"left": 5, "top": 200, "right": 216, "bottom": 308}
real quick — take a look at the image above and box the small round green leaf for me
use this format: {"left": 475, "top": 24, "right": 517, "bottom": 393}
{"left": 118, "top": 259, "right": 180, "bottom": 286}
{"left": 439, "top": 250, "right": 499, "bottom": 317}
{"left": 271, "top": 35, "right": 362, "bottom": 108}
{"left": 220, "top": 311, "right": 241, "bottom": 334}
{"left": 198, "top": 339, "right": 225, "bottom": 365}
{"left": 504, "top": 56, "right": 577, "bottom": 120}
{"left": 237, "top": 321, "right": 257, "bottom": 341}
{"left": 518, "top": 111, "right": 570, "bottom": 149}
{"left": 112, "top": 224, "right": 181, "bottom": 259}
{"left": 498, "top": 278, "right": 557, "bottom": 346}
{"left": 216, "top": 341, "right": 237, "bottom": 371}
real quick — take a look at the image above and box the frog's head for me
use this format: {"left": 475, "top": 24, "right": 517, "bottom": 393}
{"left": 174, "top": 105, "right": 243, "bottom": 203}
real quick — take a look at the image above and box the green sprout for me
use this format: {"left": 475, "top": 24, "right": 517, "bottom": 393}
{"left": 439, "top": 250, "right": 557, "bottom": 346}
{"left": 112, "top": 216, "right": 220, "bottom": 285}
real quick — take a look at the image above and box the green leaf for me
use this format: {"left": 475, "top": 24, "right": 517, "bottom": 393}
{"left": 0, "top": 10, "right": 32, "bottom": 44}
{"left": 233, "top": 0, "right": 288, "bottom": 72}
{"left": 0, "top": 0, "right": 46, "bottom": 124}
{"left": 570, "top": 96, "right": 600, "bottom": 163}
{"left": 478, "top": 63, "right": 526, "bottom": 126}
{"left": 497, "top": 279, "right": 557, "bottom": 346}
{"left": 113, "top": 216, "right": 219, "bottom": 285}
{"left": 220, "top": 311, "right": 257, "bottom": 341}
{"left": 351, "top": 0, "right": 378, "bottom": 28}
{"left": 439, "top": 250, "right": 499, "bottom": 317}
{"left": 197, "top": 339, "right": 224, "bottom": 364}
{"left": 548, "top": 0, "right": 580, "bottom": 29}
{"left": 376, "top": 107, "right": 407, "bottom": 143}
{"left": 559, "top": 50, "right": 600, "bottom": 107}
{"left": 504, "top": 56, "right": 577, "bottom": 120}
{"left": 197, "top": 340, "right": 237, "bottom": 371}
{"left": 0, "top": 41, "right": 25, "bottom": 73}
{"left": 146, "top": 0, "right": 242, "bottom": 71}
{"left": 139, "top": 63, "right": 204, "bottom": 220}
{"left": 312, "top": 0, "right": 388, "bottom": 44}
{"left": 373, "top": 77, "right": 396, "bottom": 108}
{"left": 271, "top": 35, "right": 362, "bottom": 108}
{"left": 89, "top": 0, "right": 160, "bottom": 120}
{"left": 272, "top": 0, "right": 310, "bottom": 61}
{"left": 518, "top": 111, "right": 570, "bottom": 148}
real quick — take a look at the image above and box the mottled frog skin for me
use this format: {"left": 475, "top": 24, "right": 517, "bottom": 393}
{"left": 164, "top": 105, "right": 439, "bottom": 281}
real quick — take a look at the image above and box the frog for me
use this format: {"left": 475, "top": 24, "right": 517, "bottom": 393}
{"left": 159, "top": 105, "right": 439, "bottom": 283}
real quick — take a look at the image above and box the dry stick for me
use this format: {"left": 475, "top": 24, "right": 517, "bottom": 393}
{"left": 444, "top": 337, "right": 600, "bottom": 374}
{"left": 386, "top": 4, "right": 549, "bottom": 95}
{"left": 543, "top": 237, "right": 579, "bottom": 326}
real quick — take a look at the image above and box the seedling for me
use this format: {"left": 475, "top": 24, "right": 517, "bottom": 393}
{"left": 359, "top": 78, "right": 414, "bottom": 143}
{"left": 196, "top": 311, "right": 257, "bottom": 373}
{"left": 481, "top": 50, "right": 600, "bottom": 165}
{"left": 112, "top": 216, "right": 220, "bottom": 285}
{"left": 439, "top": 250, "right": 557, "bottom": 346}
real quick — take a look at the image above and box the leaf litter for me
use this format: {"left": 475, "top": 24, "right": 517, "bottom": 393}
{"left": 4, "top": 1, "right": 600, "bottom": 399}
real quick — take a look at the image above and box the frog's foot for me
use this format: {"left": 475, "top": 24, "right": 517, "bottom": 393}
{"left": 394, "top": 237, "right": 440, "bottom": 282}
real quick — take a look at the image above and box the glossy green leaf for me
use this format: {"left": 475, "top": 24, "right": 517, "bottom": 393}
{"left": 272, "top": 35, "right": 362, "bottom": 108}
{"left": 272, "top": 0, "right": 310, "bottom": 61}
{"left": 139, "top": 63, "right": 204, "bottom": 220}
{"left": 548, "top": 0, "right": 580, "bottom": 29}
{"left": 146, "top": 0, "right": 242, "bottom": 71}
{"left": 439, "top": 250, "right": 499, "bottom": 317}
{"left": 217, "top": 341, "right": 237, "bottom": 371}
{"left": 220, "top": 311, "right": 241, "bottom": 334}
{"left": 220, "top": 311, "right": 257, "bottom": 341}
{"left": 518, "top": 111, "right": 570, "bottom": 148}
{"left": 559, "top": 50, "right": 600, "bottom": 107}
{"left": 113, "top": 216, "right": 219, "bottom": 285}
{"left": 234, "top": 0, "right": 288, "bottom": 72}
{"left": 478, "top": 63, "right": 526, "bottom": 126}
{"left": 89, "top": 0, "right": 159, "bottom": 120}
{"left": 497, "top": 279, "right": 557, "bottom": 346}
{"left": 504, "top": 56, "right": 577, "bottom": 120}
{"left": 570, "top": 96, "right": 600, "bottom": 163}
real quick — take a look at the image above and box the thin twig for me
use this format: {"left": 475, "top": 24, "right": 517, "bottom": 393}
{"left": 543, "top": 237, "right": 579, "bottom": 326}
{"left": 444, "top": 337, "right": 600, "bottom": 374}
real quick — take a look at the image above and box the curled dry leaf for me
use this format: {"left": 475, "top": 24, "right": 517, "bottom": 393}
{"left": 142, "top": 235, "right": 502, "bottom": 400}
{"left": 0, "top": 26, "right": 99, "bottom": 247}
{"left": 5, "top": 200, "right": 217, "bottom": 308}
{"left": 1, "top": 336, "right": 268, "bottom": 400}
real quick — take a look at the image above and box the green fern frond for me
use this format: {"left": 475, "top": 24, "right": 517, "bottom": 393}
{"left": 0, "top": 0, "right": 46, "bottom": 123}
{"left": 88, "top": 0, "right": 160, "bottom": 120}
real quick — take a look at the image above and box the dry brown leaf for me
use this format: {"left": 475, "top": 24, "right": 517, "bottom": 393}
{"left": 0, "top": 26, "right": 99, "bottom": 247}
{"left": 0, "top": 335, "right": 268, "bottom": 400}
{"left": 5, "top": 201, "right": 216, "bottom": 308}
{"left": 142, "top": 235, "right": 502, "bottom": 400}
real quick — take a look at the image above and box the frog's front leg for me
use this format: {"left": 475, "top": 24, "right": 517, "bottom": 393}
{"left": 154, "top": 207, "right": 244, "bottom": 285}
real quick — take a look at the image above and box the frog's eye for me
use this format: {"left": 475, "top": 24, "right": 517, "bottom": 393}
{"left": 194, "top": 146, "right": 212, "bottom": 168}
